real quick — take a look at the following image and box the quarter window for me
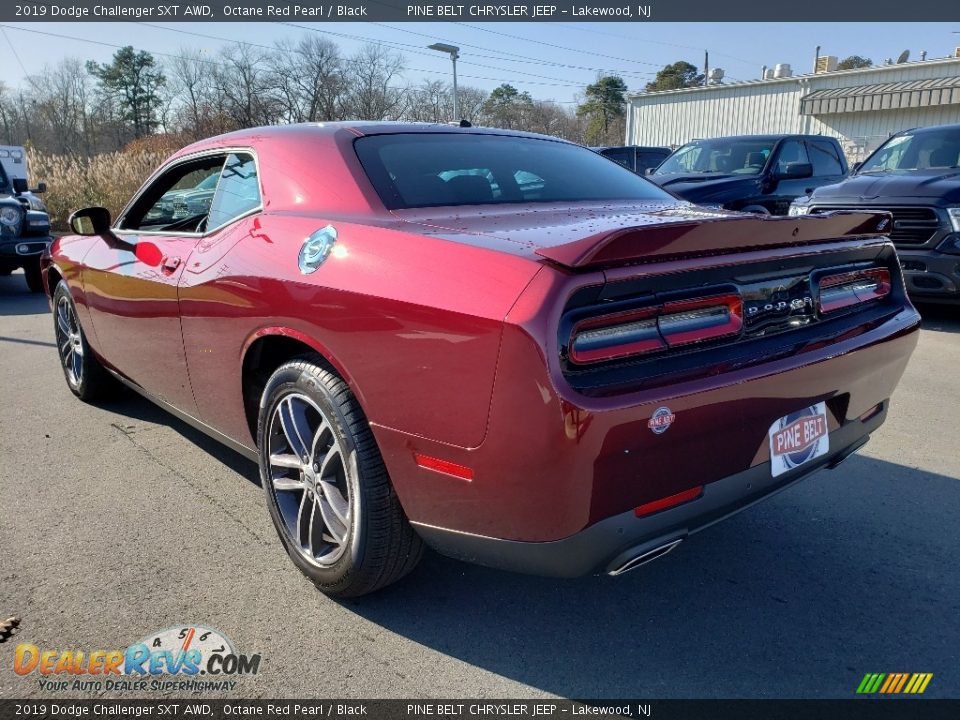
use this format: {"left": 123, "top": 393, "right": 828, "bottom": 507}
{"left": 207, "top": 153, "right": 261, "bottom": 230}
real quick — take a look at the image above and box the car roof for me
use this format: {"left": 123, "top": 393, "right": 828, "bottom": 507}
{"left": 176, "top": 121, "right": 575, "bottom": 156}
{"left": 593, "top": 145, "right": 671, "bottom": 151}
{"left": 894, "top": 123, "right": 960, "bottom": 135}
{"left": 684, "top": 134, "right": 825, "bottom": 143}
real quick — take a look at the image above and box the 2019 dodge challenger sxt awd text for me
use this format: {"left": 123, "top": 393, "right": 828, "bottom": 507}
{"left": 43, "top": 123, "right": 920, "bottom": 597}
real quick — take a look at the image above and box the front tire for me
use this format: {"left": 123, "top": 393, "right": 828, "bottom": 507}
{"left": 258, "top": 359, "right": 423, "bottom": 597}
{"left": 52, "top": 281, "right": 115, "bottom": 402}
{"left": 25, "top": 262, "right": 44, "bottom": 293}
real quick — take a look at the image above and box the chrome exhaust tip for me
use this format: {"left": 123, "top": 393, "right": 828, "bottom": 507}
{"left": 608, "top": 538, "right": 683, "bottom": 577}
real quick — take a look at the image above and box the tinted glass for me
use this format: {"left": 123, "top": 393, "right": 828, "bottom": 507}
{"left": 600, "top": 147, "right": 634, "bottom": 170}
{"left": 122, "top": 157, "right": 225, "bottom": 231}
{"left": 355, "top": 134, "right": 673, "bottom": 210}
{"left": 656, "top": 139, "right": 775, "bottom": 176}
{"left": 207, "top": 153, "right": 260, "bottom": 229}
{"left": 807, "top": 140, "right": 843, "bottom": 176}
{"left": 637, "top": 151, "right": 669, "bottom": 172}
{"left": 860, "top": 128, "right": 960, "bottom": 172}
{"left": 775, "top": 140, "right": 810, "bottom": 173}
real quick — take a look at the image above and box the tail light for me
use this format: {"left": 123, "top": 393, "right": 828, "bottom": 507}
{"left": 569, "top": 293, "right": 743, "bottom": 365}
{"left": 818, "top": 268, "right": 891, "bottom": 314}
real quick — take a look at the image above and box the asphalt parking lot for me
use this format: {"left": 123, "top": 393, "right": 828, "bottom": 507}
{"left": 1, "top": 268, "right": 958, "bottom": 700}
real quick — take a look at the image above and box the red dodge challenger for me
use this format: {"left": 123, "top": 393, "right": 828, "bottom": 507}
{"left": 43, "top": 123, "right": 920, "bottom": 596}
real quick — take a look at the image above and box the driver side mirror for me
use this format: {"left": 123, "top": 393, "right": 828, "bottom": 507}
{"left": 69, "top": 207, "right": 112, "bottom": 236}
{"left": 774, "top": 162, "right": 813, "bottom": 180}
{"left": 11, "top": 177, "right": 46, "bottom": 194}
{"left": 645, "top": 167, "right": 656, "bottom": 176}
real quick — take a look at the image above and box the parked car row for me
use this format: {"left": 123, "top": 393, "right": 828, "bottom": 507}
{"left": 602, "top": 122, "right": 960, "bottom": 303}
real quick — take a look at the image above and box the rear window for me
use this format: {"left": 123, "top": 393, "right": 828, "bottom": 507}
{"left": 354, "top": 133, "right": 673, "bottom": 210}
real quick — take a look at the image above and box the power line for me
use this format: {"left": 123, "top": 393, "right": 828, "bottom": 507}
{"left": 450, "top": 22, "right": 665, "bottom": 68}
{"left": 0, "top": 22, "right": 590, "bottom": 98}
{"left": 140, "top": 22, "right": 590, "bottom": 87}
{"left": 366, "top": 21, "right": 657, "bottom": 78}
{"left": 551, "top": 23, "right": 762, "bottom": 67}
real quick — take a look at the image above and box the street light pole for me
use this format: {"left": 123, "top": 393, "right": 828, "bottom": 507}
{"left": 428, "top": 42, "right": 461, "bottom": 122}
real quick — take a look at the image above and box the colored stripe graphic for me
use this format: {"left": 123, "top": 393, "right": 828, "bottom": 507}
{"left": 857, "top": 672, "right": 933, "bottom": 694}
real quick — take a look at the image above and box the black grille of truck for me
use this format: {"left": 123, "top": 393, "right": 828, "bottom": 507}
{"left": 811, "top": 206, "right": 940, "bottom": 245}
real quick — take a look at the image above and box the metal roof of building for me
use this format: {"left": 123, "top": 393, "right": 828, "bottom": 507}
{"left": 800, "top": 77, "right": 960, "bottom": 115}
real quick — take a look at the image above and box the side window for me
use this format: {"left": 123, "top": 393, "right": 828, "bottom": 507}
{"left": 206, "top": 153, "right": 261, "bottom": 230}
{"left": 637, "top": 152, "right": 666, "bottom": 172}
{"left": 122, "top": 157, "right": 225, "bottom": 232}
{"left": 775, "top": 140, "right": 810, "bottom": 174}
{"left": 601, "top": 148, "right": 633, "bottom": 170}
{"left": 807, "top": 140, "right": 844, "bottom": 176}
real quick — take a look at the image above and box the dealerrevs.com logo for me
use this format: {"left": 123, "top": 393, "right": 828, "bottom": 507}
{"left": 13, "top": 626, "right": 261, "bottom": 693}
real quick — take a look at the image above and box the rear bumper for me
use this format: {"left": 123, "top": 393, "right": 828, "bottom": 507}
{"left": 897, "top": 248, "right": 960, "bottom": 300}
{"left": 415, "top": 403, "right": 885, "bottom": 578}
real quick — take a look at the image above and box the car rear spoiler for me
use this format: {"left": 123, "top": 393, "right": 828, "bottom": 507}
{"left": 534, "top": 210, "right": 892, "bottom": 270}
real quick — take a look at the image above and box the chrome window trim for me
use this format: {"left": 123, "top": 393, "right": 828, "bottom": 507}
{"left": 114, "top": 146, "right": 264, "bottom": 239}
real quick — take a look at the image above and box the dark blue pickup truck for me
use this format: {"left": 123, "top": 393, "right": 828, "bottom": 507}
{"left": 792, "top": 123, "right": 960, "bottom": 303}
{"left": 648, "top": 134, "right": 848, "bottom": 215}
{"left": 0, "top": 150, "right": 51, "bottom": 292}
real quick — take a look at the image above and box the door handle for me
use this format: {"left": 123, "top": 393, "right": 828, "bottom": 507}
{"left": 161, "top": 256, "right": 182, "bottom": 272}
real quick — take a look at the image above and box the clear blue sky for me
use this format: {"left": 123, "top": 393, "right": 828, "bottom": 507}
{"left": 1, "top": 22, "right": 957, "bottom": 104}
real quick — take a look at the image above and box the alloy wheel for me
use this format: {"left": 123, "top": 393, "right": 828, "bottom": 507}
{"left": 55, "top": 295, "right": 84, "bottom": 387}
{"left": 267, "top": 393, "right": 352, "bottom": 567}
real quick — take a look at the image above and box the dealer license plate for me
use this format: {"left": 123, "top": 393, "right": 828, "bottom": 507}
{"left": 768, "top": 402, "right": 830, "bottom": 478}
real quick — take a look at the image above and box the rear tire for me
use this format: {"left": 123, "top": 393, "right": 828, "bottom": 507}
{"left": 258, "top": 358, "right": 423, "bottom": 597}
{"left": 52, "top": 281, "right": 116, "bottom": 402}
{"left": 25, "top": 262, "right": 44, "bottom": 293}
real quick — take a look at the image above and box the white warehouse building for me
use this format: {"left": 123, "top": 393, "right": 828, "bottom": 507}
{"left": 625, "top": 56, "right": 960, "bottom": 161}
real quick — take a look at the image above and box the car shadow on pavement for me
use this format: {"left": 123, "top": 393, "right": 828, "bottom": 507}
{"left": 98, "top": 389, "right": 262, "bottom": 488}
{"left": 915, "top": 302, "right": 960, "bottom": 334}
{"left": 0, "top": 272, "right": 50, "bottom": 315}
{"left": 345, "top": 455, "right": 959, "bottom": 698}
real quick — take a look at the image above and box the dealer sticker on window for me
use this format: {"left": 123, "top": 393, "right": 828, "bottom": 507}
{"left": 768, "top": 401, "right": 830, "bottom": 477}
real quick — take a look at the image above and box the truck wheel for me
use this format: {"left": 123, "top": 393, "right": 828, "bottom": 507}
{"left": 25, "top": 263, "right": 45, "bottom": 293}
{"left": 258, "top": 358, "right": 423, "bottom": 598}
{"left": 52, "top": 281, "right": 116, "bottom": 402}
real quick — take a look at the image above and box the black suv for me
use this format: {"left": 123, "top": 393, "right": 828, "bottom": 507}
{"left": 649, "top": 134, "right": 848, "bottom": 215}
{"left": 0, "top": 155, "right": 51, "bottom": 292}
{"left": 791, "top": 123, "right": 960, "bottom": 303}
{"left": 594, "top": 145, "right": 672, "bottom": 175}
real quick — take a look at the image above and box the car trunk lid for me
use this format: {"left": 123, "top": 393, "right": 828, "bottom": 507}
{"left": 392, "top": 202, "right": 891, "bottom": 270}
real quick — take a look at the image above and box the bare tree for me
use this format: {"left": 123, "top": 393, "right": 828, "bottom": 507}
{"left": 213, "top": 44, "right": 279, "bottom": 129}
{"left": 269, "top": 36, "right": 347, "bottom": 123}
{"left": 166, "top": 48, "right": 219, "bottom": 139}
{"left": 345, "top": 44, "right": 406, "bottom": 121}
{"left": 0, "top": 81, "right": 14, "bottom": 144}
